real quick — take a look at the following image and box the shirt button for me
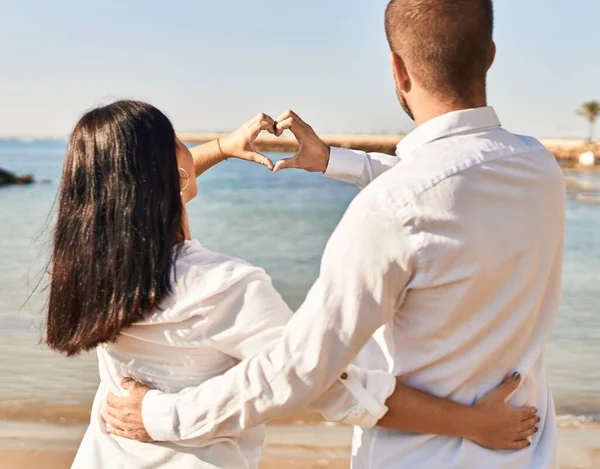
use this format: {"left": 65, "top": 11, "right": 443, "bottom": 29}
{"left": 340, "top": 372, "right": 348, "bottom": 380}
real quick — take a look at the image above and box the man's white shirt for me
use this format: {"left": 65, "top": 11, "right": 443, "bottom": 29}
{"left": 143, "top": 107, "right": 566, "bottom": 469}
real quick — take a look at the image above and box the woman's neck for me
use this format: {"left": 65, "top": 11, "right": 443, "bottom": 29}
{"left": 182, "top": 205, "right": 192, "bottom": 241}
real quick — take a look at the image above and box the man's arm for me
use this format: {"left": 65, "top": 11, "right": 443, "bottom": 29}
{"left": 183, "top": 265, "right": 398, "bottom": 431}
{"left": 271, "top": 110, "right": 400, "bottom": 189}
{"left": 136, "top": 190, "right": 411, "bottom": 442}
{"left": 325, "top": 147, "right": 400, "bottom": 189}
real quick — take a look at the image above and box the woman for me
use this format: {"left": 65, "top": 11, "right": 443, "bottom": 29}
{"left": 46, "top": 100, "right": 537, "bottom": 468}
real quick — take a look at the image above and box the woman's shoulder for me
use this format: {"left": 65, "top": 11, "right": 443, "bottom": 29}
{"left": 138, "top": 240, "right": 273, "bottom": 327}
{"left": 171, "top": 239, "right": 275, "bottom": 307}
{"left": 175, "top": 239, "right": 267, "bottom": 283}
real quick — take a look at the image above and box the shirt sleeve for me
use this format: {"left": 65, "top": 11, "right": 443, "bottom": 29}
{"left": 142, "top": 193, "right": 414, "bottom": 442}
{"left": 324, "top": 147, "right": 400, "bottom": 189}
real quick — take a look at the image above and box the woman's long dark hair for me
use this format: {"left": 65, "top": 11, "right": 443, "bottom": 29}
{"left": 46, "top": 100, "right": 184, "bottom": 356}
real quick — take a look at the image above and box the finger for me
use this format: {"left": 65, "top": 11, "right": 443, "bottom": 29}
{"left": 510, "top": 439, "right": 532, "bottom": 450}
{"left": 107, "top": 392, "right": 128, "bottom": 408}
{"left": 517, "top": 425, "right": 539, "bottom": 439}
{"left": 258, "top": 115, "right": 277, "bottom": 135}
{"left": 275, "top": 116, "right": 305, "bottom": 137}
{"left": 107, "top": 426, "right": 135, "bottom": 440}
{"left": 276, "top": 117, "right": 312, "bottom": 143}
{"left": 249, "top": 118, "right": 277, "bottom": 141}
{"left": 104, "top": 402, "right": 127, "bottom": 421}
{"left": 519, "top": 407, "right": 538, "bottom": 421}
{"left": 254, "top": 112, "right": 275, "bottom": 126}
{"left": 274, "top": 109, "right": 296, "bottom": 124}
{"left": 490, "top": 372, "right": 522, "bottom": 401}
{"left": 273, "top": 156, "right": 298, "bottom": 173}
{"left": 520, "top": 415, "right": 538, "bottom": 429}
{"left": 244, "top": 151, "right": 274, "bottom": 171}
{"left": 275, "top": 110, "right": 312, "bottom": 137}
{"left": 102, "top": 409, "right": 131, "bottom": 432}
{"left": 275, "top": 109, "right": 308, "bottom": 128}
{"left": 274, "top": 112, "right": 297, "bottom": 136}
{"left": 110, "top": 428, "right": 152, "bottom": 443}
{"left": 249, "top": 113, "right": 276, "bottom": 135}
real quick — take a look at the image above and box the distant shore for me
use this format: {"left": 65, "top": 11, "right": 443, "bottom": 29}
{"left": 179, "top": 133, "right": 599, "bottom": 168}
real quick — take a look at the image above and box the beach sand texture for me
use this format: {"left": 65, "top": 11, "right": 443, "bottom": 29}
{"left": 1, "top": 406, "right": 599, "bottom": 469}
{"left": 2, "top": 422, "right": 599, "bottom": 469}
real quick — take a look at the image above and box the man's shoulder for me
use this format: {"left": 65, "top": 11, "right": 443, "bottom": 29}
{"left": 349, "top": 167, "right": 426, "bottom": 223}
{"left": 358, "top": 129, "right": 560, "bottom": 216}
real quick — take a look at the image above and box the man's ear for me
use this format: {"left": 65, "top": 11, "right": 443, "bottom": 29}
{"left": 391, "top": 51, "right": 411, "bottom": 93}
{"left": 488, "top": 41, "right": 497, "bottom": 70}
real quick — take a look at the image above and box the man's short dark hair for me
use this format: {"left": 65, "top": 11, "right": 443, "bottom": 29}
{"left": 385, "top": 0, "right": 494, "bottom": 103}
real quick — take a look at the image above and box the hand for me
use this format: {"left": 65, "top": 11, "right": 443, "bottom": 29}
{"left": 103, "top": 378, "right": 154, "bottom": 442}
{"left": 272, "top": 110, "right": 331, "bottom": 173}
{"left": 468, "top": 373, "right": 539, "bottom": 450}
{"left": 219, "top": 113, "right": 277, "bottom": 170}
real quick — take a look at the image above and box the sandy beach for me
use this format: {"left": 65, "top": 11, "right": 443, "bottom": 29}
{"left": 2, "top": 419, "right": 599, "bottom": 469}
{"left": 1, "top": 405, "right": 599, "bottom": 469}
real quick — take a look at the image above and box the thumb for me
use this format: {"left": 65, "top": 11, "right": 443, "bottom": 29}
{"left": 121, "top": 377, "right": 137, "bottom": 392}
{"left": 273, "top": 157, "right": 297, "bottom": 173}
{"left": 490, "top": 372, "right": 522, "bottom": 402}
{"left": 244, "top": 152, "right": 274, "bottom": 171}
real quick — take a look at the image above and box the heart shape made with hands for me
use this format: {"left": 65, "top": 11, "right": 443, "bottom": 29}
{"left": 236, "top": 110, "right": 330, "bottom": 174}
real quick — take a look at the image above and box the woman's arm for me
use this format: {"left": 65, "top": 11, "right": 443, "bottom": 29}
{"left": 381, "top": 376, "right": 538, "bottom": 450}
{"left": 185, "top": 113, "right": 278, "bottom": 178}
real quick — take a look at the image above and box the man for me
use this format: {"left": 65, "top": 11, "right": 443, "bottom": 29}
{"left": 106, "top": 1, "right": 565, "bottom": 467}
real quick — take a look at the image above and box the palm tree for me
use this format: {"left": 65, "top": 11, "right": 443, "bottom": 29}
{"left": 576, "top": 100, "right": 600, "bottom": 141}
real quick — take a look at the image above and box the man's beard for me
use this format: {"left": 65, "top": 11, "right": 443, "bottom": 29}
{"left": 399, "top": 94, "right": 415, "bottom": 122}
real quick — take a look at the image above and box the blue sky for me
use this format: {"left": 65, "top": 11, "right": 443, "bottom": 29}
{"left": 0, "top": 0, "right": 598, "bottom": 139}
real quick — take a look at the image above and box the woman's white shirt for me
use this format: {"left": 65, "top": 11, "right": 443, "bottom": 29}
{"left": 72, "top": 240, "right": 394, "bottom": 469}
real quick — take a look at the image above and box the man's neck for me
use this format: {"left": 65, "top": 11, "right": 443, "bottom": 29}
{"left": 413, "top": 96, "right": 488, "bottom": 128}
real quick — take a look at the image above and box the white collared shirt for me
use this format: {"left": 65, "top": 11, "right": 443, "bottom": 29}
{"left": 143, "top": 107, "right": 566, "bottom": 469}
{"left": 72, "top": 241, "right": 395, "bottom": 469}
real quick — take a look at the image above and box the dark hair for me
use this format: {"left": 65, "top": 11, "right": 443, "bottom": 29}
{"left": 385, "top": 0, "right": 494, "bottom": 103}
{"left": 46, "top": 100, "right": 184, "bottom": 356}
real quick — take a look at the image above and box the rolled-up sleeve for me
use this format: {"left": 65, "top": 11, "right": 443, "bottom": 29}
{"left": 325, "top": 147, "right": 400, "bottom": 189}
{"left": 142, "top": 192, "right": 415, "bottom": 442}
{"left": 308, "top": 364, "right": 397, "bottom": 428}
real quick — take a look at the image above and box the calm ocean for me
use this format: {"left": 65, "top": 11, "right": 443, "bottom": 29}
{"left": 0, "top": 140, "right": 598, "bottom": 424}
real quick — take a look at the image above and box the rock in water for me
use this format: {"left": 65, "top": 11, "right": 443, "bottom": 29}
{"left": 16, "top": 174, "right": 34, "bottom": 184}
{"left": 0, "top": 167, "right": 34, "bottom": 186}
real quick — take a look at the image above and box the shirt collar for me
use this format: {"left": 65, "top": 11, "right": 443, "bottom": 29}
{"left": 396, "top": 106, "right": 502, "bottom": 157}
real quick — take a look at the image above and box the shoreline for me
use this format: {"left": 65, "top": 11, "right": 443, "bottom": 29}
{"left": 0, "top": 402, "right": 598, "bottom": 428}
{"left": 179, "top": 133, "right": 600, "bottom": 168}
